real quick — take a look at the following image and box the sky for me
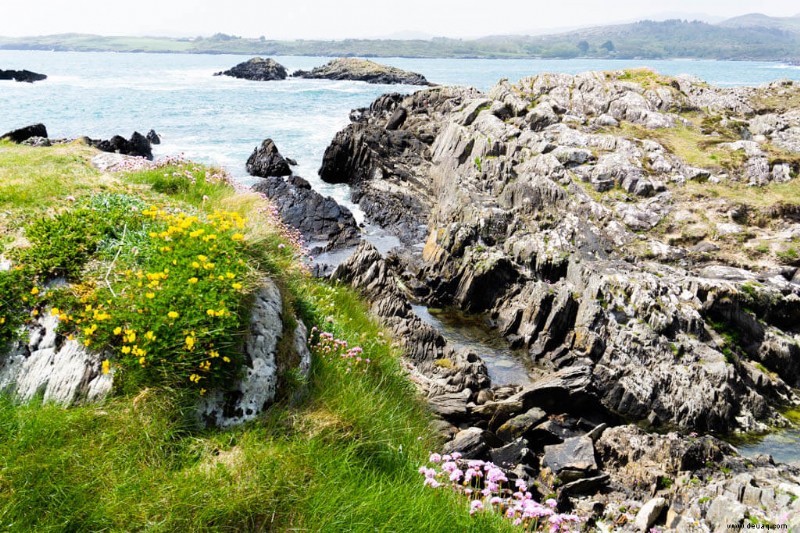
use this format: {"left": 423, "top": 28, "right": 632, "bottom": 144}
{"left": 1, "top": 0, "right": 799, "bottom": 39}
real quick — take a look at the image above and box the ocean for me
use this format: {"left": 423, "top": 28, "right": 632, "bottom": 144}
{"left": 2, "top": 50, "right": 800, "bottom": 215}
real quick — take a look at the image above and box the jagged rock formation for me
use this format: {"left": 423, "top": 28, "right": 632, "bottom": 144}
{"left": 247, "top": 138, "right": 292, "bottom": 177}
{"left": 293, "top": 58, "right": 431, "bottom": 86}
{"left": 319, "top": 70, "right": 800, "bottom": 434}
{"left": 1, "top": 123, "right": 48, "bottom": 143}
{"left": 0, "top": 278, "right": 309, "bottom": 428}
{"left": 214, "top": 57, "right": 288, "bottom": 81}
{"left": 252, "top": 175, "right": 360, "bottom": 252}
{"left": 0, "top": 69, "right": 46, "bottom": 83}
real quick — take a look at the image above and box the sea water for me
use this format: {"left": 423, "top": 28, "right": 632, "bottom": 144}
{"left": 2, "top": 50, "right": 800, "bottom": 213}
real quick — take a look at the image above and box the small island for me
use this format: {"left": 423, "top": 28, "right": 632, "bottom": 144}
{"left": 292, "top": 58, "right": 431, "bottom": 85}
{"left": 214, "top": 57, "right": 287, "bottom": 81}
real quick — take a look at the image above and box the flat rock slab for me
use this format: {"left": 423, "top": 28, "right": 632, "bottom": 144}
{"left": 542, "top": 436, "right": 598, "bottom": 479}
{"left": 293, "top": 58, "right": 430, "bottom": 86}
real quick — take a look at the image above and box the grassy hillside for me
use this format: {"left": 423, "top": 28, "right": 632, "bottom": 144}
{"left": 2, "top": 18, "right": 800, "bottom": 60}
{"left": 0, "top": 142, "right": 512, "bottom": 532}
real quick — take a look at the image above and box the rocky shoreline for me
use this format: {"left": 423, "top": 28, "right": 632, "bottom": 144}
{"left": 265, "top": 70, "right": 800, "bottom": 529}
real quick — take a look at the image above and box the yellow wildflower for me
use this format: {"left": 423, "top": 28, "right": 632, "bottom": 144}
{"left": 0, "top": 317, "right": 5, "bottom": 325}
{"left": 223, "top": 356, "right": 231, "bottom": 363}
{"left": 232, "top": 283, "right": 243, "bottom": 290}
{"left": 121, "top": 346, "right": 131, "bottom": 354}
{"left": 30, "top": 287, "right": 39, "bottom": 295}
{"left": 101, "top": 360, "right": 110, "bottom": 374}
{"left": 188, "top": 277, "right": 198, "bottom": 284}
{"left": 168, "top": 311, "right": 179, "bottom": 319}
{"left": 50, "top": 307, "right": 61, "bottom": 316}
{"left": 209, "top": 350, "right": 219, "bottom": 358}
{"left": 185, "top": 336, "right": 196, "bottom": 350}
{"left": 113, "top": 326, "right": 123, "bottom": 335}
{"left": 231, "top": 233, "right": 245, "bottom": 241}
{"left": 191, "top": 261, "right": 201, "bottom": 269}
{"left": 144, "top": 331, "right": 156, "bottom": 341}
{"left": 206, "top": 309, "right": 216, "bottom": 317}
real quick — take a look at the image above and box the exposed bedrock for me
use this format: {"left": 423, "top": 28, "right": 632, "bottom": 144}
{"left": 293, "top": 58, "right": 431, "bottom": 86}
{"left": 214, "top": 57, "right": 288, "bottom": 81}
{"left": 320, "top": 70, "right": 800, "bottom": 433}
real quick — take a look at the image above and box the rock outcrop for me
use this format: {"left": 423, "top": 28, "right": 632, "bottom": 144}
{"left": 0, "top": 278, "right": 308, "bottom": 428}
{"left": 293, "top": 58, "right": 431, "bottom": 86}
{"left": 0, "top": 69, "right": 47, "bottom": 83}
{"left": 198, "top": 278, "right": 310, "bottom": 427}
{"left": 214, "top": 57, "right": 288, "bottom": 81}
{"left": 246, "top": 138, "right": 292, "bottom": 177}
{"left": 1, "top": 123, "right": 48, "bottom": 143}
{"left": 88, "top": 131, "right": 154, "bottom": 160}
{"left": 318, "top": 71, "right": 800, "bottom": 434}
{"left": 252, "top": 175, "right": 360, "bottom": 252}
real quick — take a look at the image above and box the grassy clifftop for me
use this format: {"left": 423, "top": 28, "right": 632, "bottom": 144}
{"left": 0, "top": 142, "right": 511, "bottom": 532}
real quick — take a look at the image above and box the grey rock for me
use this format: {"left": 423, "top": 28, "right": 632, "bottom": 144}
{"left": 634, "top": 497, "right": 667, "bottom": 532}
{"left": 489, "top": 438, "right": 536, "bottom": 469}
{"left": 542, "top": 436, "right": 598, "bottom": 481}
{"left": 293, "top": 58, "right": 430, "bottom": 86}
{"left": 443, "top": 427, "right": 492, "bottom": 459}
{"left": 706, "top": 495, "right": 747, "bottom": 531}
{"left": 496, "top": 407, "right": 548, "bottom": 442}
{"left": 559, "top": 474, "right": 610, "bottom": 497}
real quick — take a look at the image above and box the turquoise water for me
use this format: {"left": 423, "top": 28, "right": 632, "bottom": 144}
{"left": 2, "top": 51, "right": 800, "bottom": 211}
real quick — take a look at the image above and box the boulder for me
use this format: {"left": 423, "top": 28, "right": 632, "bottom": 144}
{"left": 146, "top": 129, "right": 161, "bottom": 145}
{"left": 215, "top": 57, "right": 288, "bottom": 81}
{"left": 0, "top": 69, "right": 46, "bottom": 83}
{"left": 1, "top": 123, "right": 48, "bottom": 143}
{"left": 442, "top": 427, "right": 498, "bottom": 459}
{"left": 496, "top": 407, "right": 548, "bottom": 442}
{"left": 246, "top": 138, "right": 292, "bottom": 178}
{"left": 293, "top": 58, "right": 430, "bottom": 86}
{"left": 198, "top": 279, "right": 310, "bottom": 427}
{"left": 251, "top": 175, "right": 360, "bottom": 251}
{"left": 634, "top": 497, "right": 667, "bottom": 532}
{"left": 489, "top": 438, "right": 537, "bottom": 469}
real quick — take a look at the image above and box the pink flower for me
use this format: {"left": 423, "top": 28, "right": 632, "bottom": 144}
{"left": 429, "top": 453, "right": 442, "bottom": 463}
{"left": 469, "top": 500, "right": 484, "bottom": 515}
{"left": 545, "top": 498, "right": 558, "bottom": 508}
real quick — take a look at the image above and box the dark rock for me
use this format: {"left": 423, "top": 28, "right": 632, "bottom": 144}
{"left": 146, "top": 129, "right": 161, "bottom": 145}
{"left": 529, "top": 418, "right": 582, "bottom": 448}
{"left": 542, "top": 436, "right": 598, "bottom": 482}
{"left": 90, "top": 131, "right": 153, "bottom": 160}
{"left": 246, "top": 139, "right": 292, "bottom": 178}
{"left": 386, "top": 108, "right": 408, "bottom": 130}
{"left": 489, "top": 438, "right": 537, "bottom": 469}
{"left": 293, "top": 58, "right": 430, "bottom": 86}
{"left": 0, "top": 69, "right": 46, "bottom": 83}
{"left": 251, "top": 175, "right": 360, "bottom": 251}
{"left": 559, "top": 474, "right": 610, "bottom": 497}
{"left": 442, "top": 427, "right": 498, "bottom": 459}
{"left": 1, "top": 123, "right": 48, "bottom": 143}
{"left": 215, "top": 57, "right": 288, "bottom": 81}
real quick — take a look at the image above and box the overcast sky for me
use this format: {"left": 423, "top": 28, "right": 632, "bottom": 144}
{"left": 1, "top": 1, "right": 799, "bottom": 39}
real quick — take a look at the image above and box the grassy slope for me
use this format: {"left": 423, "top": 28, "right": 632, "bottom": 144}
{"left": 0, "top": 142, "right": 512, "bottom": 532}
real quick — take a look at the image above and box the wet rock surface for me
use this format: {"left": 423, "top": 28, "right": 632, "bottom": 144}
{"left": 88, "top": 131, "right": 154, "bottom": 159}
{"left": 214, "top": 57, "right": 288, "bottom": 81}
{"left": 252, "top": 175, "right": 360, "bottom": 252}
{"left": 293, "top": 58, "right": 430, "bottom": 86}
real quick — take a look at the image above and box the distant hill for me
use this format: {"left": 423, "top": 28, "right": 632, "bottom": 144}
{"left": 718, "top": 13, "right": 800, "bottom": 33}
{"left": 1, "top": 15, "right": 799, "bottom": 61}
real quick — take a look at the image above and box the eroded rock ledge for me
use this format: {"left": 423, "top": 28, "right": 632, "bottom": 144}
{"left": 319, "top": 71, "right": 800, "bottom": 435}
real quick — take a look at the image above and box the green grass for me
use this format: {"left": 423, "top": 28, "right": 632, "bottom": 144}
{"left": 0, "top": 144, "right": 513, "bottom": 532}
